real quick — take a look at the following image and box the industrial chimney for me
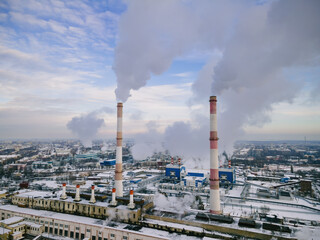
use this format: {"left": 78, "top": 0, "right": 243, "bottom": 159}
{"left": 60, "top": 183, "right": 67, "bottom": 200}
{"left": 115, "top": 102, "right": 123, "bottom": 197}
{"left": 89, "top": 185, "right": 96, "bottom": 203}
{"left": 209, "top": 96, "right": 221, "bottom": 214}
{"left": 128, "top": 189, "right": 135, "bottom": 209}
{"left": 110, "top": 188, "right": 117, "bottom": 206}
{"left": 74, "top": 184, "right": 81, "bottom": 202}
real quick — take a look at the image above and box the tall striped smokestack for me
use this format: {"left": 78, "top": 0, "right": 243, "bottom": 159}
{"left": 115, "top": 102, "right": 123, "bottom": 197}
{"left": 209, "top": 96, "right": 221, "bottom": 214}
{"left": 228, "top": 159, "right": 231, "bottom": 168}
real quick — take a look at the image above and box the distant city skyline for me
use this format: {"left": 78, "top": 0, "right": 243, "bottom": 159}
{"left": 0, "top": 0, "right": 319, "bottom": 145}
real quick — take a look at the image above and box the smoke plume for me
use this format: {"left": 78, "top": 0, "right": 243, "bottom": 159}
{"left": 154, "top": 191, "right": 193, "bottom": 215}
{"left": 114, "top": 0, "right": 320, "bottom": 163}
{"left": 67, "top": 107, "right": 113, "bottom": 147}
{"left": 131, "top": 121, "right": 164, "bottom": 160}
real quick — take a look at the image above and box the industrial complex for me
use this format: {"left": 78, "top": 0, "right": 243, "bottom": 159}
{"left": 0, "top": 97, "right": 319, "bottom": 240}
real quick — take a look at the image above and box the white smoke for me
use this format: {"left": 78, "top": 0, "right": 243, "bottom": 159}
{"left": 131, "top": 121, "right": 164, "bottom": 160}
{"left": 67, "top": 107, "right": 113, "bottom": 147}
{"left": 153, "top": 191, "right": 194, "bottom": 215}
{"left": 163, "top": 113, "right": 209, "bottom": 169}
{"left": 114, "top": 0, "right": 320, "bottom": 162}
{"left": 113, "top": 0, "right": 240, "bottom": 102}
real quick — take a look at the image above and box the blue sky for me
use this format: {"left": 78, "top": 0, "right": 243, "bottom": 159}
{"left": 0, "top": 0, "right": 319, "bottom": 143}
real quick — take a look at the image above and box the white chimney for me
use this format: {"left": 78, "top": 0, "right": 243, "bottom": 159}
{"left": 128, "top": 189, "right": 135, "bottom": 209}
{"left": 60, "top": 183, "right": 67, "bottom": 200}
{"left": 74, "top": 184, "right": 81, "bottom": 202}
{"left": 89, "top": 185, "right": 96, "bottom": 203}
{"left": 110, "top": 188, "right": 117, "bottom": 206}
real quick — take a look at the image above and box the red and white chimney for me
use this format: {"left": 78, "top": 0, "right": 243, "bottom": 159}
{"left": 60, "top": 183, "right": 67, "bottom": 200}
{"left": 115, "top": 102, "right": 123, "bottom": 197}
{"left": 209, "top": 96, "right": 221, "bottom": 214}
{"left": 89, "top": 185, "right": 96, "bottom": 203}
{"left": 74, "top": 184, "right": 81, "bottom": 202}
{"left": 228, "top": 159, "right": 231, "bottom": 168}
{"left": 110, "top": 188, "right": 117, "bottom": 206}
{"left": 128, "top": 189, "right": 135, "bottom": 209}
{"left": 171, "top": 157, "right": 174, "bottom": 165}
{"left": 178, "top": 158, "right": 181, "bottom": 166}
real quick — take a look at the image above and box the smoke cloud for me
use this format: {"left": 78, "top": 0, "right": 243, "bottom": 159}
{"left": 113, "top": 0, "right": 240, "bottom": 102}
{"left": 163, "top": 113, "right": 209, "bottom": 169}
{"left": 114, "top": 0, "right": 320, "bottom": 163}
{"left": 67, "top": 107, "right": 113, "bottom": 147}
{"left": 131, "top": 121, "right": 164, "bottom": 160}
{"left": 154, "top": 191, "right": 193, "bottom": 215}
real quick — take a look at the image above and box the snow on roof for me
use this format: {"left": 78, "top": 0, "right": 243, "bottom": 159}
{"left": 24, "top": 221, "right": 42, "bottom": 228}
{"left": 32, "top": 180, "right": 59, "bottom": 189}
{"left": 0, "top": 205, "right": 167, "bottom": 239}
{"left": 15, "top": 191, "right": 54, "bottom": 198}
{"left": 0, "top": 227, "right": 11, "bottom": 234}
{"left": 184, "top": 176, "right": 206, "bottom": 181}
{"left": 0, "top": 216, "right": 24, "bottom": 225}
{"left": 96, "top": 172, "right": 113, "bottom": 178}
{"left": 11, "top": 231, "right": 22, "bottom": 236}
{"left": 186, "top": 169, "right": 209, "bottom": 174}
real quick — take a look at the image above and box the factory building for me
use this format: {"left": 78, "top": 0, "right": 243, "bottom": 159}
{"left": 0, "top": 205, "right": 166, "bottom": 240}
{"left": 0, "top": 216, "right": 43, "bottom": 240}
{"left": 99, "top": 159, "right": 116, "bottom": 167}
{"left": 165, "top": 164, "right": 235, "bottom": 187}
{"left": 219, "top": 168, "right": 236, "bottom": 184}
{"left": 182, "top": 176, "right": 206, "bottom": 188}
{"left": 165, "top": 163, "right": 186, "bottom": 180}
{"left": 11, "top": 184, "right": 153, "bottom": 223}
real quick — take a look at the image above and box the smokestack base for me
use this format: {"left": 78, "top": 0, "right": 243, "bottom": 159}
{"left": 128, "top": 203, "right": 135, "bottom": 209}
{"left": 210, "top": 210, "right": 222, "bottom": 215}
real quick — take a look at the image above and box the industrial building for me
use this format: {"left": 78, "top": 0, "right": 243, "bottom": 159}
{"left": 164, "top": 164, "right": 235, "bottom": 187}
{"left": 219, "top": 168, "right": 236, "bottom": 184}
{"left": 99, "top": 159, "right": 116, "bottom": 167}
{"left": 0, "top": 216, "right": 43, "bottom": 240}
{"left": 0, "top": 205, "right": 166, "bottom": 240}
{"left": 11, "top": 184, "right": 152, "bottom": 223}
{"left": 165, "top": 161, "right": 186, "bottom": 181}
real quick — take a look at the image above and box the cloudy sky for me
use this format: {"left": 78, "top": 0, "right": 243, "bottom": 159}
{"left": 0, "top": 0, "right": 319, "bottom": 149}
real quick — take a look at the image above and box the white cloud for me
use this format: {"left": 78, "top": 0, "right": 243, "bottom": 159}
{"left": 172, "top": 71, "right": 193, "bottom": 78}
